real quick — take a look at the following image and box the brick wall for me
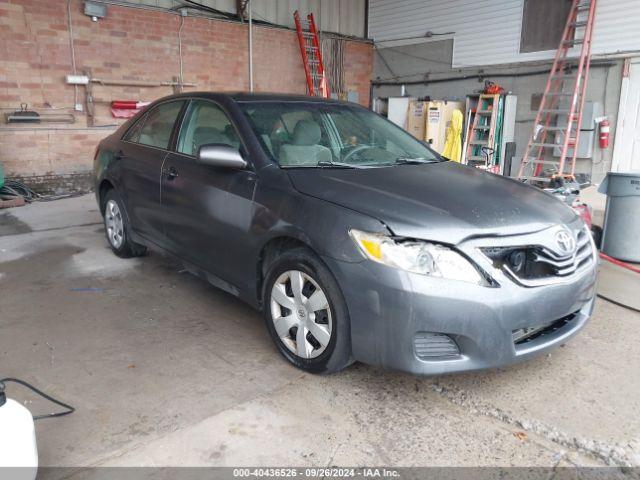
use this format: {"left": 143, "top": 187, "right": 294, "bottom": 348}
{"left": 0, "top": 0, "right": 373, "bottom": 193}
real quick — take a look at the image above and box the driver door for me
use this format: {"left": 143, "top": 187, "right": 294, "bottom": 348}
{"left": 161, "top": 99, "right": 257, "bottom": 288}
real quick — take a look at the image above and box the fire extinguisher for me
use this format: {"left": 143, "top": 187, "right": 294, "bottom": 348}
{"left": 599, "top": 118, "right": 610, "bottom": 149}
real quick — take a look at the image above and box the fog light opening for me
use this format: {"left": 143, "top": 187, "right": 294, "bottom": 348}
{"left": 414, "top": 332, "right": 461, "bottom": 360}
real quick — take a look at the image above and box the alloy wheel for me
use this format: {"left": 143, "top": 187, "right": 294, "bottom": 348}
{"left": 270, "top": 270, "right": 333, "bottom": 359}
{"left": 105, "top": 199, "right": 125, "bottom": 249}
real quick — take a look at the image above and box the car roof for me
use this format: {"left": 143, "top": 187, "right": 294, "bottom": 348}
{"left": 157, "top": 91, "right": 350, "bottom": 105}
{"left": 227, "top": 92, "right": 346, "bottom": 104}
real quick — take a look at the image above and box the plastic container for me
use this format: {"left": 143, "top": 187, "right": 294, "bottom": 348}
{"left": 0, "top": 385, "right": 38, "bottom": 480}
{"left": 598, "top": 172, "right": 640, "bottom": 263}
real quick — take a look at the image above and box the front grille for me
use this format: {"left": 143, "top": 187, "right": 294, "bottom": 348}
{"left": 414, "top": 332, "right": 460, "bottom": 359}
{"left": 532, "top": 228, "right": 593, "bottom": 277}
{"left": 481, "top": 227, "right": 594, "bottom": 287}
{"left": 512, "top": 312, "right": 578, "bottom": 345}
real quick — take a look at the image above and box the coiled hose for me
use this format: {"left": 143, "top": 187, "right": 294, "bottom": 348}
{"left": 0, "top": 180, "right": 39, "bottom": 203}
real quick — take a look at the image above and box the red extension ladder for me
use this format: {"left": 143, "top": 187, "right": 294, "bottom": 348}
{"left": 293, "top": 11, "right": 330, "bottom": 98}
{"left": 518, "top": 0, "right": 597, "bottom": 183}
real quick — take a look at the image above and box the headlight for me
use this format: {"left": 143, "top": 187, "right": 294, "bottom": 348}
{"left": 349, "top": 229, "right": 486, "bottom": 285}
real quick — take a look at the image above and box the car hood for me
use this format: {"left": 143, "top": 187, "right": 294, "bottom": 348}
{"left": 286, "top": 161, "right": 577, "bottom": 244}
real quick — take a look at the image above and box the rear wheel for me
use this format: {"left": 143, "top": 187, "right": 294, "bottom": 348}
{"left": 103, "top": 190, "right": 147, "bottom": 258}
{"left": 263, "top": 248, "right": 352, "bottom": 374}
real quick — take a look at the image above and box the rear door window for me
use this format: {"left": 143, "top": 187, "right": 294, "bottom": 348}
{"left": 133, "top": 101, "right": 184, "bottom": 150}
{"left": 123, "top": 114, "right": 146, "bottom": 143}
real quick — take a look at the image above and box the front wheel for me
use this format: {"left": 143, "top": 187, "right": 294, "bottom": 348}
{"left": 263, "top": 248, "right": 352, "bottom": 374}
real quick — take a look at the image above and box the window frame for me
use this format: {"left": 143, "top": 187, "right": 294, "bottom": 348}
{"left": 519, "top": 0, "right": 573, "bottom": 54}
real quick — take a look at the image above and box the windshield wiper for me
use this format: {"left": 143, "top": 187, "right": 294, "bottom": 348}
{"left": 394, "top": 156, "right": 434, "bottom": 165}
{"left": 317, "top": 160, "right": 364, "bottom": 169}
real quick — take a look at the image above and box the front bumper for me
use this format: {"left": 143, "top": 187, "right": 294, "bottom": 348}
{"left": 322, "top": 247, "right": 597, "bottom": 375}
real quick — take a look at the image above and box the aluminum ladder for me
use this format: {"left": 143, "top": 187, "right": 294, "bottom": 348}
{"left": 518, "top": 0, "right": 597, "bottom": 183}
{"left": 293, "top": 11, "right": 330, "bottom": 98}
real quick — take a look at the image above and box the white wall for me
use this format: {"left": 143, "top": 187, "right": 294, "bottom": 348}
{"left": 369, "top": 0, "right": 640, "bottom": 68}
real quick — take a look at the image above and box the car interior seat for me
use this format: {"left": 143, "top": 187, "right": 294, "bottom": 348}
{"left": 192, "top": 126, "right": 232, "bottom": 154}
{"left": 279, "top": 120, "right": 332, "bottom": 166}
{"left": 139, "top": 121, "right": 167, "bottom": 147}
{"left": 138, "top": 131, "right": 154, "bottom": 146}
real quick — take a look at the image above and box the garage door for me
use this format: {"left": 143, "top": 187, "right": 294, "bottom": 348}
{"left": 612, "top": 58, "right": 640, "bottom": 173}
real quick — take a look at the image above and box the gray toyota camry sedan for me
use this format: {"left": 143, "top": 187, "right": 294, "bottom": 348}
{"left": 94, "top": 92, "right": 598, "bottom": 375}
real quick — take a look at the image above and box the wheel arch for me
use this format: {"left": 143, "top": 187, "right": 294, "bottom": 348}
{"left": 256, "top": 234, "right": 319, "bottom": 306}
{"left": 257, "top": 233, "right": 354, "bottom": 373}
{"left": 98, "top": 179, "right": 115, "bottom": 214}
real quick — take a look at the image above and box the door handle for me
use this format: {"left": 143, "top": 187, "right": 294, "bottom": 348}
{"left": 114, "top": 150, "right": 124, "bottom": 161}
{"left": 163, "top": 166, "right": 179, "bottom": 180}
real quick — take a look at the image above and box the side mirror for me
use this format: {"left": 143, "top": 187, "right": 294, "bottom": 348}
{"left": 197, "top": 144, "right": 247, "bottom": 170}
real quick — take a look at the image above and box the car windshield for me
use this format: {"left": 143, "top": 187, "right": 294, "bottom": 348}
{"left": 238, "top": 101, "right": 441, "bottom": 168}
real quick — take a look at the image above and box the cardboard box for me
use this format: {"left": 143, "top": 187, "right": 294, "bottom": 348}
{"left": 424, "top": 101, "right": 444, "bottom": 151}
{"left": 406, "top": 101, "right": 427, "bottom": 139}
{"left": 388, "top": 97, "right": 414, "bottom": 129}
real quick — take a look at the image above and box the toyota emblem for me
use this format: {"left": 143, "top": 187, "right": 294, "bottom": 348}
{"left": 555, "top": 229, "right": 576, "bottom": 254}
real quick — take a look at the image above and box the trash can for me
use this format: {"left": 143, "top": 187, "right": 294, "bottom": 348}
{"left": 598, "top": 172, "right": 640, "bottom": 263}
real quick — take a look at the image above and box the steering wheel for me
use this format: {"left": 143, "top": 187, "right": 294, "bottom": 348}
{"left": 342, "top": 144, "right": 374, "bottom": 163}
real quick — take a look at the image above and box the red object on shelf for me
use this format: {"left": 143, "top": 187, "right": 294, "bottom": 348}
{"left": 483, "top": 81, "right": 505, "bottom": 95}
{"left": 112, "top": 101, "right": 137, "bottom": 109}
{"left": 110, "top": 100, "right": 150, "bottom": 119}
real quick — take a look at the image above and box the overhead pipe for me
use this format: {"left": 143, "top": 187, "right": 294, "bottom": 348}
{"left": 90, "top": 78, "right": 196, "bottom": 87}
{"left": 371, "top": 61, "right": 617, "bottom": 87}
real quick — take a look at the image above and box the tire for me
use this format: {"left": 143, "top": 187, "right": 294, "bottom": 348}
{"left": 263, "top": 247, "right": 352, "bottom": 374}
{"left": 591, "top": 225, "right": 603, "bottom": 250}
{"left": 102, "top": 189, "right": 147, "bottom": 258}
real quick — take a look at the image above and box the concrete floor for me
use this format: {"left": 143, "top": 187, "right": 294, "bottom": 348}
{"left": 1, "top": 195, "right": 639, "bottom": 469}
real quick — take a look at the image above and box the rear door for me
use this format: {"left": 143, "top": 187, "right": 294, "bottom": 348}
{"left": 118, "top": 100, "right": 185, "bottom": 242}
{"left": 160, "top": 99, "right": 258, "bottom": 289}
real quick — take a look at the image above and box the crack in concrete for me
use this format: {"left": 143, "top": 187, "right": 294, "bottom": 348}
{"left": 431, "top": 382, "right": 637, "bottom": 468}
{"left": 31, "top": 222, "right": 103, "bottom": 233}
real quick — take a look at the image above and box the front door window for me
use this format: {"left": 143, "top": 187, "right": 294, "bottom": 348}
{"left": 177, "top": 100, "right": 241, "bottom": 156}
